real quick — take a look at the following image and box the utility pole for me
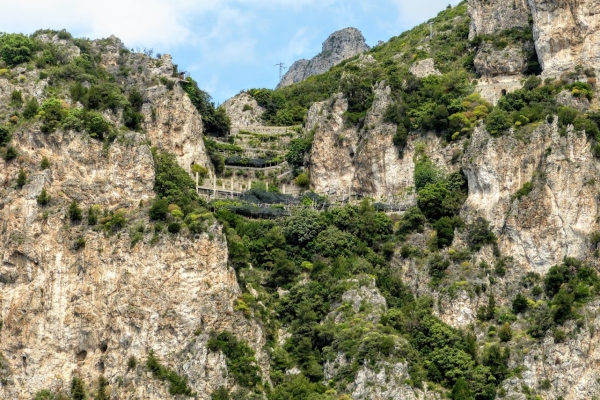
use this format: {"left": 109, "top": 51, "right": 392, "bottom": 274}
{"left": 275, "top": 62, "right": 286, "bottom": 80}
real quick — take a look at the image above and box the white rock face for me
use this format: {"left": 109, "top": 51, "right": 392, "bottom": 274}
{"left": 463, "top": 122, "right": 599, "bottom": 274}
{"left": 308, "top": 84, "right": 461, "bottom": 203}
{"left": 468, "top": 0, "right": 532, "bottom": 39}
{"left": 529, "top": 0, "right": 600, "bottom": 74}
{"left": 221, "top": 93, "right": 266, "bottom": 126}
{"left": 277, "top": 28, "right": 369, "bottom": 88}
{"left": 0, "top": 127, "right": 267, "bottom": 399}
{"left": 0, "top": 36, "right": 264, "bottom": 398}
{"left": 409, "top": 58, "right": 442, "bottom": 78}
{"left": 468, "top": 0, "right": 600, "bottom": 75}
{"left": 474, "top": 43, "right": 528, "bottom": 78}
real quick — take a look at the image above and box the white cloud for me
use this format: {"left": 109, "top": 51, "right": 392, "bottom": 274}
{"left": 390, "top": 0, "right": 461, "bottom": 26}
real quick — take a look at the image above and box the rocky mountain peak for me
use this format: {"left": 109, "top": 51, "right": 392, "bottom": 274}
{"left": 277, "top": 27, "right": 369, "bottom": 88}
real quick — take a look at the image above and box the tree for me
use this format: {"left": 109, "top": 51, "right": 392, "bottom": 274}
{"left": 36, "top": 188, "right": 51, "bottom": 205}
{"left": 95, "top": 375, "right": 109, "bottom": 400}
{"left": 0, "top": 125, "right": 11, "bottom": 146}
{"left": 512, "top": 294, "right": 528, "bottom": 314}
{"left": 40, "top": 156, "right": 51, "bottom": 170}
{"left": 70, "top": 376, "right": 87, "bottom": 400}
{"left": 498, "top": 323, "right": 513, "bottom": 342}
{"left": 0, "top": 33, "right": 36, "bottom": 66}
{"left": 417, "top": 182, "right": 450, "bottom": 220}
{"left": 428, "top": 254, "right": 450, "bottom": 282}
{"left": 434, "top": 216, "right": 456, "bottom": 248}
{"left": 17, "top": 168, "right": 27, "bottom": 188}
{"left": 23, "top": 97, "right": 39, "bottom": 119}
{"left": 69, "top": 201, "right": 83, "bottom": 222}
{"left": 485, "top": 108, "right": 512, "bottom": 136}
{"left": 283, "top": 208, "right": 324, "bottom": 245}
{"left": 451, "top": 377, "right": 472, "bottom": 400}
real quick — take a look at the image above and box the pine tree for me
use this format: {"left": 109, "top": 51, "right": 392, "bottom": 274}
{"left": 70, "top": 376, "right": 87, "bottom": 400}
{"left": 95, "top": 375, "right": 109, "bottom": 400}
{"left": 451, "top": 377, "right": 472, "bottom": 400}
{"left": 17, "top": 168, "right": 27, "bottom": 188}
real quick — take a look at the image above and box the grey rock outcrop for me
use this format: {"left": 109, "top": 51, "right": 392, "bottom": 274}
{"left": 528, "top": 0, "right": 600, "bottom": 74}
{"left": 468, "top": 0, "right": 600, "bottom": 75}
{"left": 409, "top": 58, "right": 442, "bottom": 78}
{"left": 474, "top": 43, "right": 529, "bottom": 78}
{"left": 221, "top": 93, "right": 266, "bottom": 126}
{"left": 468, "top": 0, "right": 532, "bottom": 39}
{"left": 277, "top": 28, "right": 369, "bottom": 88}
{"left": 0, "top": 36, "right": 263, "bottom": 399}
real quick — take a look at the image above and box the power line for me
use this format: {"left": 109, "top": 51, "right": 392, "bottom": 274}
{"left": 275, "top": 62, "right": 286, "bottom": 80}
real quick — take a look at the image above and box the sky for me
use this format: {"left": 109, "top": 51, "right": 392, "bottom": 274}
{"left": 0, "top": 0, "right": 459, "bottom": 103}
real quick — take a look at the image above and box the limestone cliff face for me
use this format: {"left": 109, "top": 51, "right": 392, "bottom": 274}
{"left": 468, "top": 0, "right": 600, "bottom": 75}
{"left": 221, "top": 93, "right": 266, "bottom": 126}
{"left": 463, "top": 122, "right": 599, "bottom": 274}
{"left": 0, "top": 38, "right": 264, "bottom": 399}
{"left": 277, "top": 28, "right": 369, "bottom": 88}
{"left": 0, "top": 130, "right": 266, "bottom": 400}
{"left": 528, "top": 0, "right": 600, "bottom": 74}
{"left": 96, "top": 35, "right": 212, "bottom": 176}
{"left": 468, "top": 0, "right": 531, "bottom": 40}
{"left": 308, "top": 84, "right": 460, "bottom": 203}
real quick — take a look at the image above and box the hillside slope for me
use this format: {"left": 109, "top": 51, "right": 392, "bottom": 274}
{"left": 3, "top": 1, "right": 600, "bottom": 399}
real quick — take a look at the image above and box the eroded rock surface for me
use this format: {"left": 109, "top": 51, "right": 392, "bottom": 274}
{"left": 277, "top": 28, "right": 369, "bottom": 88}
{"left": 221, "top": 93, "right": 266, "bottom": 126}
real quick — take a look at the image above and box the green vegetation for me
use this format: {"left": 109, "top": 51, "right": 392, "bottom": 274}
{"left": 146, "top": 350, "right": 195, "bottom": 396}
{"left": 36, "top": 188, "right": 51, "bottom": 205}
{"left": 208, "top": 331, "right": 262, "bottom": 388}
{"left": 181, "top": 77, "right": 231, "bottom": 137}
{"left": 70, "top": 376, "right": 86, "bottom": 400}
{"left": 68, "top": 201, "right": 82, "bottom": 222}
{"left": 16, "top": 168, "right": 27, "bottom": 188}
{"left": 0, "top": 33, "right": 37, "bottom": 66}
{"left": 0, "top": 125, "right": 11, "bottom": 146}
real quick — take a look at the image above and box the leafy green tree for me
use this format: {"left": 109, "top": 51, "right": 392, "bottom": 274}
{"left": 428, "top": 255, "right": 450, "bottom": 282}
{"left": 553, "top": 288, "right": 574, "bottom": 324}
{"left": 417, "top": 182, "right": 450, "bottom": 220}
{"left": 485, "top": 108, "right": 512, "bottom": 136}
{"left": 482, "top": 344, "right": 509, "bottom": 382}
{"left": 283, "top": 208, "right": 324, "bottom": 245}
{"left": 396, "top": 206, "right": 426, "bottom": 237}
{"left": 0, "top": 33, "right": 36, "bottom": 66}
{"left": 434, "top": 216, "right": 456, "bottom": 248}
{"left": 512, "top": 294, "right": 528, "bottom": 314}
{"left": 23, "top": 97, "right": 39, "bottom": 119}
{"left": 451, "top": 377, "right": 472, "bottom": 400}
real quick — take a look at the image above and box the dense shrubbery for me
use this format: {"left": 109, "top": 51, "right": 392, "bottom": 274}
{"left": 181, "top": 77, "right": 231, "bottom": 136}
{"left": 150, "top": 149, "right": 211, "bottom": 236}
{"left": 146, "top": 350, "right": 195, "bottom": 396}
{"left": 0, "top": 33, "right": 37, "bottom": 66}
{"left": 208, "top": 331, "right": 262, "bottom": 388}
